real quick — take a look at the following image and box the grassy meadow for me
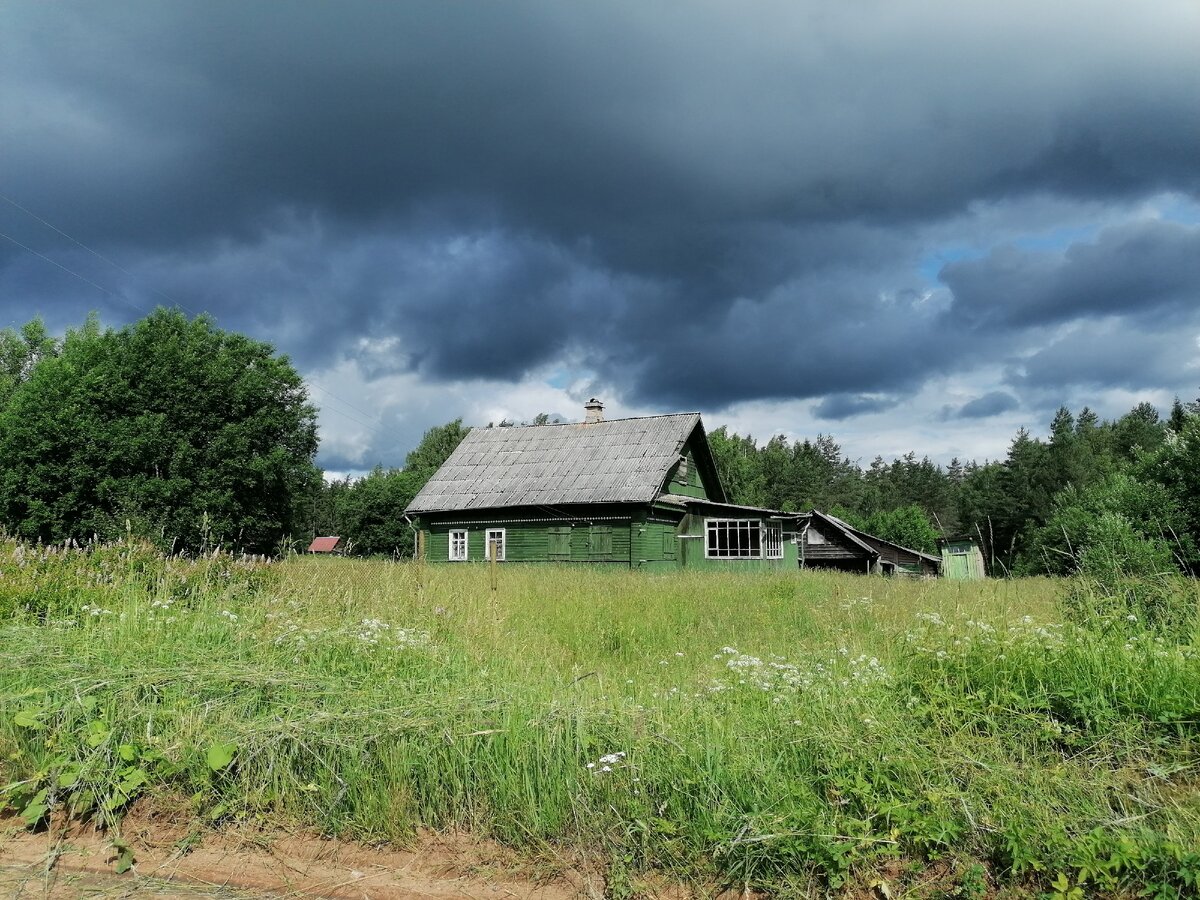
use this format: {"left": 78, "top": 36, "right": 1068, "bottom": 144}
{"left": 2, "top": 541, "right": 1199, "bottom": 897}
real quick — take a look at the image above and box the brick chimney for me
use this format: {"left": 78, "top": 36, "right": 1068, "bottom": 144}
{"left": 584, "top": 398, "right": 605, "bottom": 423}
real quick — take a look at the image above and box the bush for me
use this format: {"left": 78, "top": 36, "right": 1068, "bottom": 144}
{"left": 1060, "top": 514, "right": 1197, "bottom": 640}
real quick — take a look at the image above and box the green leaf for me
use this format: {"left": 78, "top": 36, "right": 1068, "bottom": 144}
{"left": 20, "top": 802, "right": 48, "bottom": 826}
{"left": 20, "top": 788, "right": 48, "bottom": 825}
{"left": 112, "top": 838, "right": 135, "bottom": 875}
{"left": 118, "top": 743, "right": 138, "bottom": 762}
{"left": 206, "top": 741, "right": 237, "bottom": 772}
{"left": 85, "top": 720, "right": 111, "bottom": 747}
{"left": 13, "top": 709, "right": 43, "bottom": 729}
{"left": 120, "top": 768, "right": 149, "bottom": 793}
{"left": 57, "top": 770, "right": 80, "bottom": 789}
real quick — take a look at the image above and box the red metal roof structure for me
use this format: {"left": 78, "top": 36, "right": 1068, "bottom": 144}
{"left": 307, "top": 536, "right": 341, "bottom": 553}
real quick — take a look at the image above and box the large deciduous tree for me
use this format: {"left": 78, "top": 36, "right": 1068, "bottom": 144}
{"left": 0, "top": 309, "right": 320, "bottom": 553}
{"left": 335, "top": 466, "right": 425, "bottom": 557}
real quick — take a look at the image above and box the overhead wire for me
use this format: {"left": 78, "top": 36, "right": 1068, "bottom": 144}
{"left": 0, "top": 191, "right": 394, "bottom": 438}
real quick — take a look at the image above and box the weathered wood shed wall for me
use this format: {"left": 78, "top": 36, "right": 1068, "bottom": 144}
{"left": 799, "top": 511, "right": 941, "bottom": 577}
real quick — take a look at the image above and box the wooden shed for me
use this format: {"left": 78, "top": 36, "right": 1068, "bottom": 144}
{"left": 306, "top": 536, "right": 341, "bottom": 554}
{"left": 405, "top": 403, "right": 800, "bottom": 570}
{"left": 939, "top": 536, "right": 987, "bottom": 579}
{"left": 799, "top": 510, "right": 940, "bottom": 577}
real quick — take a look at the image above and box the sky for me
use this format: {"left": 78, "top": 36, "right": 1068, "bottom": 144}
{"left": 2, "top": 1, "right": 1198, "bottom": 475}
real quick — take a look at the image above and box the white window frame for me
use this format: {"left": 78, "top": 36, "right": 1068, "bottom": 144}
{"left": 764, "top": 522, "right": 783, "bottom": 559}
{"left": 449, "top": 529, "right": 469, "bottom": 561}
{"left": 705, "top": 518, "right": 765, "bottom": 559}
{"left": 485, "top": 528, "right": 506, "bottom": 562}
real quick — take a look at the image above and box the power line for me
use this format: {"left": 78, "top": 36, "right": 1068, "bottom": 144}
{"left": 0, "top": 224, "right": 384, "bottom": 436}
{"left": 0, "top": 191, "right": 393, "bottom": 437}
{"left": 0, "top": 229, "right": 150, "bottom": 320}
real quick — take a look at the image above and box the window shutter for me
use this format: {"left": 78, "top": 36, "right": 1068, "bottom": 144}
{"left": 588, "top": 525, "right": 613, "bottom": 560}
{"left": 547, "top": 526, "right": 571, "bottom": 561}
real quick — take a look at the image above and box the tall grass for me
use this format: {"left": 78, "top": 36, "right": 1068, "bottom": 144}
{"left": 2, "top": 543, "right": 1198, "bottom": 896}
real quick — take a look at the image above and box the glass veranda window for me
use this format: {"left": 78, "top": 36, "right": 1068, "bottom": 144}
{"left": 763, "top": 523, "right": 783, "bottom": 559}
{"left": 705, "top": 519, "right": 763, "bottom": 558}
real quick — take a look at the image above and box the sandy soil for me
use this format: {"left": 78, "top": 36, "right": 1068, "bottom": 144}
{"left": 0, "top": 805, "right": 593, "bottom": 899}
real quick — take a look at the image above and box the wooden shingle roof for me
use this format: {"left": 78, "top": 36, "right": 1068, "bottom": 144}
{"left": 406, "top": 414, "right": 709, "bottom": 513}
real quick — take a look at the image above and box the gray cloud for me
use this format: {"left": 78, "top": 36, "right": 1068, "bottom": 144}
{"left": 2, "top": 1, "right": 1199, "bottom": 466}
{"left": 1006, "top": 323, "right": 1200, "bottom": 393}
{"left": 812, "top": 393, "right": 897, "bottom": 421}
{"left": 941, "top": 391, "right": 1021, "bottom": 421}
{"left": 940, "top": 220, "right": 1200, "bottom": 331}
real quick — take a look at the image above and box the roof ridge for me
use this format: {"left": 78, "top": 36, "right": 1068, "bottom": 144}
{"left": 474, "top": 412, "right": 701, "bottom": 429}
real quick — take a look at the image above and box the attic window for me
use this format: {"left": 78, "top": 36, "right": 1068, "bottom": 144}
{"left": 705, "top": 519, "right": 764, "bottom": 559}
{"left": 675, "top": 454, "right": 688, "bottom": 484}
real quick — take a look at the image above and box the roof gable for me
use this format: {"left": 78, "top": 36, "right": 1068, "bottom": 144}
{"left": 805, "top": 510, "right": 941, "bottom": 565}
{"left": 407, "top": 414, "right": 726, "bottom": 514}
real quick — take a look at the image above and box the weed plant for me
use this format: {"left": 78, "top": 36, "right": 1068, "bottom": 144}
{"left": 2, "top": 542, "right": 1198, "bottom": 897}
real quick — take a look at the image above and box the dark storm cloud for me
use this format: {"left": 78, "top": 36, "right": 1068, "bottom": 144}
{"left": 2, "top": 0, "right": 1199, "bottom": 431}
{"left": 812, "top": 394, "right": 897, "bottom": 421}
{"left": 940, "top": 392, "right": 1020, "bottom": 421}
{"left": 1006, "top": 324, "right": 1200, "bottom": 393}
{"left": 940, "top": 220, "right": 1200, "bottom": 331}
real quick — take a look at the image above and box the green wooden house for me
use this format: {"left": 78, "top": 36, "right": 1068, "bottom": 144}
{"left": 405, "top": 402, "right": 800, "bottom": 570}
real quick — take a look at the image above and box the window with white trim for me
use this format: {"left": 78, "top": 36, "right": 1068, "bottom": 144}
{"left": 449, "top": 529, "right": 469, "bottom": 561}
{"left": 764, "top": 522, "right": 783, "bottom": 559}
{"left": 486, "top": 528, "right": 506, "bottom": 562}
{"left": 705, "top": 519, "right": 765, "bottom": 559}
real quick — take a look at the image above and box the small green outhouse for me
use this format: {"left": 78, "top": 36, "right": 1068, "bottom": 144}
{"left": 939, "top": 536, "right": 987, "bottom": 579}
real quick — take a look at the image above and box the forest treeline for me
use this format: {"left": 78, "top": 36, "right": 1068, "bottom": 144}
{"left": 3, "top": 312, "right": 1199, "bottom": 576}
{"left": 311, "top": 399, "right": 1200, "bottom": 578}
{"left": 705, "top": 404, "right": 1200, "bottom": 577}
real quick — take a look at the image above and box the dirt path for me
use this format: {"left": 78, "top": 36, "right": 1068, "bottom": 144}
{"left": 0, "top": 812, "right": 591, "bottom": 899}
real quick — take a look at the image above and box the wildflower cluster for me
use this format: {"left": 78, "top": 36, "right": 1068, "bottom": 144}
{"left": 1, "top": 537, "right": 273, "bottom": 623}
{"left": 904, "top": 612, "right": 1066, "bottom": 661}
{"left": 79, "top": 603, "right": 114, "bottom": 618}
{"left": 708, "top": 645, "right": 890, "bottom": 698}
{"left": 267, "top": 613, "right": 431, "bottom": 656}
{"left": 584, "top": 751, "right": 627, "bottom": 774}
{"left": 353, "top": 618, "right": 429, "bottom": 649}
{"left": 839, "top": 595, "right": 874, "bottom": 611}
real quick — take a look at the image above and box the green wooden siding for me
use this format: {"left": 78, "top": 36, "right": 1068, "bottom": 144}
{"left": 672, "top": 508, "right": 799, "bottom": 571}
{"left": 663, "top": 440, "right": 715, "bottom": 500}
{"left": 422, "top": 509, "right": 798, "bottom": 571}
{"left": 420, "top": 512, "right": 634, "bottom": 565}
